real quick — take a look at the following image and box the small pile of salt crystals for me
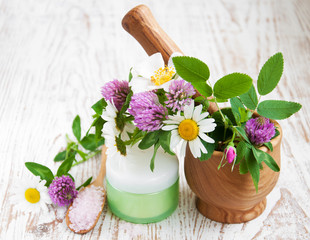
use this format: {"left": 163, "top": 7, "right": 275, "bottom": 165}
{"left": 68, "top": 185, "right": 105, "bottom": 232}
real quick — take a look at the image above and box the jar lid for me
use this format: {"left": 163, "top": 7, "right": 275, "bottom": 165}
{"left": 106, "top": 145, "right": 179, "bottom": 194}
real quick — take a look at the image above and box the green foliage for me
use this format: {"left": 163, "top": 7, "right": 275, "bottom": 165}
{"left": 257, "top": 52, "right": 284, "bottom": 95}
{"left": 213, "top": 73, "right": 252, "bottom": 99}
{"left": 56, "top": 155, "right": 74, "bottom": 177}
{"left": 155, "top": 89, "right": 168, "bottom": 106}
{"left": 76, "top": 177, "right": 93, "bottom": 191}
{"left": 230, "top": 97, "right": 245, "bottom": 123}
{"left": 172, "top": 56, "right": 212, "bottom": 97}
{"left": 91, "top": 98, "right": 107, "bottom": 115}
{"left": 246, "top": 150, "right": 260, "bottom": 192}
{"left": 25, "top": 162, "right": 54, "bottom": 187}
{"left": 239, "top": 159, "right": 249, "bottom": 174}
{"left": 72, "top": 115, "right": 81, "bottom": 141}
{"left": 239, "top": 85, "right": 258, "bottom": 110}
{"left": 200, "top": 140, "right": 215, "bottom": 161}
{"left": 257, "top": 100, "right": 302, "bottom": 120}
{"left": 264, "top": 142, "right": 273, "bottom": 152}
{"left": 128, "top": 67, "right": 133, "bottom": 82}
{"left": 138, "top": 130, "right": 175, "bottom": 170}
{"left": 138, "top": 131, "right": 159, "bottom": 149}
{"left": 54, "top": 150, "right": 67, "bottom": 162}
{"left": 159, "top": 131, "right": 175, "bottom": 155}
{"left": 194, "top": 96, "right": 210, "bottom": 111}
{"left": 252, "top": 147, "right": 280, "bottom": 172}
{"left": 235, "top": 140, "right": 249, "bottom": 165}
{"left": 94, "top": 117, "right": 105, "bottom": 141}
{"left": 150, "top": 142, "right": 160, "bottom": 172}
{"left": 235, "top": 126, "right": 251, "bottom": 143}
{"left": 81, "top": 134, "right": 105, "bottom": 151}
{"left": 115, "top": 136, "right": 127, "bottom": 156}
{"left": 119, "top": 90, "right": 133, "bottom": 116}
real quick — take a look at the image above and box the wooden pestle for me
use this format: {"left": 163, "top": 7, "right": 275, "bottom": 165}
{"left": 122, "top": 4, "right": 218, "bottom": 114}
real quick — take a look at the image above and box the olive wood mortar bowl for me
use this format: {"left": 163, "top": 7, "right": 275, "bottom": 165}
{"left": 184, "top": 118, "right": 282, "bottom": 223}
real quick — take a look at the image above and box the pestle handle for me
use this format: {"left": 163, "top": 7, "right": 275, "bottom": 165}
{"left": 122, "top": 4, "right": 183, "bottom": 64}
{"left": 122, "top": 4, "right": 218, "bottom": 114}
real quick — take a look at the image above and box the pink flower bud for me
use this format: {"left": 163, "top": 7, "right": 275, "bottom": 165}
{"left": 224, "top": 146, "right": 237, "bottom": 164}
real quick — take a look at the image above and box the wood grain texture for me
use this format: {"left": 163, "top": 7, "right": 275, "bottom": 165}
{"left": 122, "top": 4, "right": 183, "bottom": 64}
{"left": 184, "top": 119, "right": 282, "bottom": 223}
{"left": 0, "top": 0, "right": 309, "bottom": 239}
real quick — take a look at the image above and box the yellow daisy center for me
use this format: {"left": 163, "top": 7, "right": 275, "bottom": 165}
{"left": 151, "top": 66, "right": 175, "bottom": 86}
{"left": 25, "top": 188, "right": 40, "bottom": 204}
{"left": 178, "top": 119, "right": 199, "bottom": 141}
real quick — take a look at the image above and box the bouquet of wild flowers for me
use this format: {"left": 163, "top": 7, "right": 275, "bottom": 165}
{"left": 96, "top": 51, "right": 301, "bottom": 191}
{"left": 21, "top": 52, "right": 302, "bottom": 212}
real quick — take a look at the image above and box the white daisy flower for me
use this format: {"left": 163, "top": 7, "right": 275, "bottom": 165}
{"left": 101, "top": 100, "right": 119, "bottom": 129}
{"left": 162, "top": 101, "right": 216, "bottom": 159}
{"left": 130, "top": 52, "right": 182, "bottom": 93}
{"left": 10, "top": 175, "right": 51, "bottom": 214}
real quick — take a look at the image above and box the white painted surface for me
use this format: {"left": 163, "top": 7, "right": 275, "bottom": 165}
{"left": 0, "top": 0, "right": 309, "bottom": 239}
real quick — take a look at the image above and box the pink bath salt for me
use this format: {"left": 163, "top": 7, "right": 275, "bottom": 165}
{"left": 68, "top": 185, "right": 105, "bottom": 232}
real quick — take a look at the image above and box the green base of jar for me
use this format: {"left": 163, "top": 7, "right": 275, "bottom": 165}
{"left": 107, "top": 179, "right": 179, "bottom": 224}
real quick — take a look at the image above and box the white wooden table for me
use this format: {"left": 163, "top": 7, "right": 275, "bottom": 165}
{"left": 1, "top": 0, "right": 310, "bottom": 239}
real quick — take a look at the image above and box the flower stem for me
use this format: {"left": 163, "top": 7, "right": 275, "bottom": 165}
{"left": 214, "top": 100, "right": 226, "bottom": 122}
{"left": 214, "top": 99, "right": 229, "bottom": 139}
{"left": 71, "top": 149, "right": 101, "bottom": 167}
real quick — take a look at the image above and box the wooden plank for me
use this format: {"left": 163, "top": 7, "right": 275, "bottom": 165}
{"left": 0, "top": 0, "right": 309, "bottom": 239}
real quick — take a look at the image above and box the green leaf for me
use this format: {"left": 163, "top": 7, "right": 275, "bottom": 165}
{"left": 72, "top": 115, "right": 81, "bottom": 141}
{"left": 264, "top": 142, "right": 273, "bottom": 152}
{"left": 54, "top": 150, "right": 66, "bottom": 162}
{"left": 138, "top": 131, "right": 159, "bottom": 150}
{"left": 194, "top": 96, "right": 205, "bottom": 102}
{"left": 76, "top": 177, "right": 93, "bottom": 191}
{"left": 221, "top": 108, "right": 238, "bottom": 126}
{"left": 25, "top": 162, "right": 54, "bottom": 187}
{"left": 230, "top": 97, "right": 245, "bottom": 123}
{"left": 263, "top": 152, "right": 280, "bottom": 172}
{"left": 235, "top": 140, "right": 249, "bottom": 164}
{"left": 200, "top": 140, "right": 215, "bottom": 161}
{"left": 195, "top": 96, "right": 210, "bottom": 111}
{"left": 115, "top": 136, "right": 127, "bottom": 156}
{"left": 209, "top": 98, "right": 228, "bottom": 103}
{"left": 80, "top": 134, "right": 105, "bottom": 151}
{"left": 235, "top": 126, "right": 250, "bottom": 143}
{"left": 150, "top": 142, "right": 160, "bottom": 172}
{"left": 273, "top": 128, "right": 280, "bottom": 139}
{"left": 128, "top": 68, "right": 133, "bottom": 82}
{"left": 257, "top": 100, "right": 302, "bottom": 120}
{"left": 239, "top": 85, "right": 258, "bottom": 110}
{"left": 252, "top": 147, "right": 279, "bottom": 172}
{"left": 129, "top": 128, "right": 146, "bottom": 146}
{"left": 172, "top": 56, "right": 212, "bottom": 97}
{"left": 239, "top": 159, "right": 249, "bottom": 174}
{"left": 245, "top": 150, "right": 260, "bottom": 192}
{"left": 119, "top": 90, "right": 133, "bottom": 116}
{"left": 213, "top": 73, "right": 252, "bottom": 99}
{"left": 251, "top": 146, "right": 264, "bottom": 164}
{"left": 56, "top": 155, "right": 75, "bottom": 177}
{"left": 239, "top": 108, "right": 253, "bottom": 123}
{"left": 91, "top": 98, "right": 107, "bottom": 115}
{"left": 257, "top": 52, "right": 284, "bottom": 95}
{"left": 94, "top": 117, "right": 105, "bottom": 140}
{"left": 159, "top": 131, "right": 174, "bottom": 155}
{"left": 155, "top": 89, "right": 168, "bottom": 106}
